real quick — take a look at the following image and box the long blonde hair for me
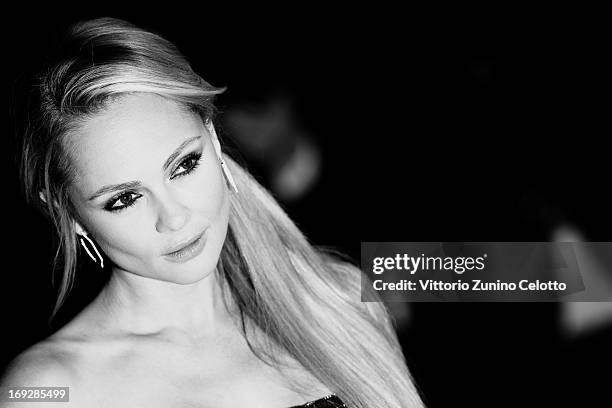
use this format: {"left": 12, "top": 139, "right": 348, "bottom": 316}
{"left": 18, "top": 17, "right": 423, "bottom": 408}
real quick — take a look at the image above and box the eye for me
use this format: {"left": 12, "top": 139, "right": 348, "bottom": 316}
{"left": 105, "top": 191, "right": 142, "bottom": 212}
{"left": 171, "top": 152, "right": 202, "bottom": 179}
{"left": 102, "top": 152, "right": 202, "bottom": 213}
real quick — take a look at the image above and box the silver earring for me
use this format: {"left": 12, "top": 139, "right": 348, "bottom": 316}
{"left": 76, "top": 225, "right": 104, "bottom": 268}
{"left": 219, "top": 157, "right": 239, "bottom": 194}
{"left": 206, "top": 120, "right": 239, "bottom": 193}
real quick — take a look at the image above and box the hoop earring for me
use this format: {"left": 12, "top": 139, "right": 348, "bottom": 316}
{"left": 205, "top": 120, "right": 239, "bottom": 193}
{"left": 78, "top": 232, "right": 105, "bottom": 269}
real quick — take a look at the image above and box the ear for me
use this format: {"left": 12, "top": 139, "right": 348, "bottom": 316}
{"left": 74, "top": 221, "right": 86, "bottom": 236}
{"left": 205, "top": 120, "right": 223, "bottom": 159}
{"left": 39, "top": 191, "right": 62, "bottom": 209}
{"left": 40, "top": 192, "right": 89, "bottom": 235}
{"left": 205, "top": 120, "right": 239, "bottom": 193}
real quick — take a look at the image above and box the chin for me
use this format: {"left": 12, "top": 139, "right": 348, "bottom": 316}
{"left": 168, "top": 266, "right": 216, "bottom": 285}
{"left": 158, "top": 235, "right": 223, "bottom": 285}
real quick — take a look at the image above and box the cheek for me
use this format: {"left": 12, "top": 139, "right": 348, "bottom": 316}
{"left": 184, "top": 159, "right": 228, "bottom": 218}
{"left": 94, "top": 219, "right": 153, "bottom": 262}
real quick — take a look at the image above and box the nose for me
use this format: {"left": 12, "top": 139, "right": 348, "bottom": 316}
{"left": 154, "top": 191, "right": 191, "bottom": 234}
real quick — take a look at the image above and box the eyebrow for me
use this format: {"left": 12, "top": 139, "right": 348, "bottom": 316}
{"left": 161, "top": 135, "right": 203, "bottom": 172}
{"left": 87, "top": 135, "right": 203, "bottom": 201}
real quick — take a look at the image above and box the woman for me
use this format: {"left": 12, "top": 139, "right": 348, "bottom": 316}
{"left": 2, "top": 18, "right": 423, "bottom": 407}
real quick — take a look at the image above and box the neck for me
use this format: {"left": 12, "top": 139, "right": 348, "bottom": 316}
{"left": 96, "top": 266, "right": 240, "bottom": 342}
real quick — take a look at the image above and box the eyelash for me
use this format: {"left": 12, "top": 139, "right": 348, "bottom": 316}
{"left": 104, "top": 152, "right": 203, "bottom": 213}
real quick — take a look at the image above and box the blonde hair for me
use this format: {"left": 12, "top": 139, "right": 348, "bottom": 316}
{"left": 18, "top": 17, "right": 423, "bottom": 408}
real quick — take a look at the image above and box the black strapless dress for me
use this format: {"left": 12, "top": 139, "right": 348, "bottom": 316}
{"left": 288, "top": 393, "right": 346, "bottom": 407}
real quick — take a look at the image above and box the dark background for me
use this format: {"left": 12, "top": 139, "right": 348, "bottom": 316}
{"left": 4, "top": 4, "right": 610, "bottom": 407}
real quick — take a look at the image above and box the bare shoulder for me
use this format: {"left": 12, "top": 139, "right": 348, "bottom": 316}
{"left": 2, "top": 293, "right": 111, "bottom": 387}
{"left": 0, "top": 336, "right": 83, "bottom": 407}
{"left": 1, "top": 338, "right": 78, "bottom": 388}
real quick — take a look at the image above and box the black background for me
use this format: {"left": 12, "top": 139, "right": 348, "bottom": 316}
{"left": 4, "top": 4, "right": 610, "bottom": 407}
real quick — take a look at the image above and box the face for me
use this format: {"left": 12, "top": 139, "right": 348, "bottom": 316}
{"left": 67, "top": 93, "right": 230, "bottom": 284}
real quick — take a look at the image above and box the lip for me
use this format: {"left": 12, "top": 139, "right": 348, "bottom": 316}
{"left": 163, "top": 229, "right": 208, "bottom": 263}
{"left": 164, "top": 229, "right": 208, "bottom": 263}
